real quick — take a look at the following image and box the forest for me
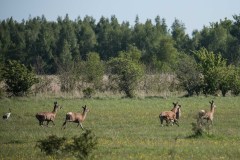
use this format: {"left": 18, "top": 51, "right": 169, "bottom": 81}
{"left": 2, "top": 14, "right": 240, "bottom": 160}
{"left": 1, "top": 14, "right": 240, "bottom": 97}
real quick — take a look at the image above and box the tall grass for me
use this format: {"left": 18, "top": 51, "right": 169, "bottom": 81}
{"left": 0, "top": 96, "right": 240, "bottom": 159}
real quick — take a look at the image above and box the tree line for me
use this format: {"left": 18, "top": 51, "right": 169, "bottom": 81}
{"left": 1, "top": 14, "right": 240, "bottom": 73}
{"left": 1, "top": 14, "right": 240, "bottom": 97}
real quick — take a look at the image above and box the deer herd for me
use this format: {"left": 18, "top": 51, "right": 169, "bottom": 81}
{"left": 33, "top": 100, "right": 217, "bottom": 129}
{"left": 159, "top": 100, "right": 216, "bottom": 127}
{"left": 35, "top": 102, "right": 90, "bottom": 130}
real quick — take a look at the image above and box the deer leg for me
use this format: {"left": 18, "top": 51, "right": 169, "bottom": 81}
{"left": 174, "top": 119, "right": 179, "bottom": 126}
{"left": 46, "top": 121, "right": 50, "bottom": 127}
{"left": 40, "top": 121, "right": 44, "bottom": 127}
{"left": 210, "top": 119, "right": 213, "bottom": 125}
{"left": 62, "top": 121, "right": 67, "bottom": 129}
{"left": 166, "top": 119, "right": 170, "bottom": 126}
{"left": 79, "top": 123, "right": 84, "bottom": 130}
{"left": 160, "top": 116, "right": 164, "bottom": 127}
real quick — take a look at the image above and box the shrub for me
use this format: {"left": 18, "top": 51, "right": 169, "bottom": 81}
{"left": 36, "top": 135, "right": 66, "bottom": 155}
{"left": 217, "top": 65, "right": 236, "bottom": 96}
{"left": 190, "top": 122, "right": 205, "bottom": 138}
{"left": 36, "top": 130, "right": 98, "bottom": 160}
{"left": 65, "top": 129, "right": 98, "bottom": 159}
{"left": 57, "top": 60, "right": 80, "bottom": 93}
{"left": 83, "top": 87, "right": 95, "bottom": 98}
{"left": 82, "top": 52, "right": 105, "bottom": 89}
{"left": 108, "top": 57, "right": 144, "bottom": 98}
{"left": 194, "top": 48, "right": 227, "bottom": 95}
{"left": 176, "top": 54, "right": 203, "bottom": 96}
{"left": 107, "top": 46, "right": 144, "bottom": 98}
{"left": 231, "top": 67, "right": 240, "bottom": 96}
{"left": 189, "top": 118, "right": 212, "bottom": 138}
{"left": 2, "top": 60, "right": 39, "bottom": 96}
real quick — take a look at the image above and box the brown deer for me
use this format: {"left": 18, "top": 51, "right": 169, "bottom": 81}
{"left": 159, "top": 102, "right": 181, "bottom": 126}
{"left": 198, "top": 100, "right": 216, "bottom": 125}
{"left": 35, "top": 102, "right": 61, "bottom": 127}
{"left": 62, "top": 105, "right": 89, "bottom": 130}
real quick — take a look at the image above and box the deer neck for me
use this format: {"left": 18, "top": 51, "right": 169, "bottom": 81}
{"left": 52, "top": 106, "right": 58, "bottom": 114}
{"left": 171, "top": 107, "right": 178, "bottom": 113}
{"left": 211, "top": 106, "right": 215, "bottom": 114}
{"left": 82, "top": 111, "right": 88, "bottom": 120}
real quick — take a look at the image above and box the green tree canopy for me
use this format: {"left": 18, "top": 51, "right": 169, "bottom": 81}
{"left": 108, "top": 47, "right": 144, "bottom": 98}
{"left": 2, "top": 60, "right": 38, "bottom": 96}
{"left": 194, "top": 48, "right": 227, "bottom": 95}
{"left": 82, "top": 52, "right": 105, "bottom": 88}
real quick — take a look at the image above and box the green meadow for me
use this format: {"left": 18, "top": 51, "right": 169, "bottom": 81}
{"left": 1, "top": 96, "right": 240, "bottom": 160}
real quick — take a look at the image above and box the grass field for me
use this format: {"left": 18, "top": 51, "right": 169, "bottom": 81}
{"left": 1, "top": 96, "right": 240, "bottom": 159}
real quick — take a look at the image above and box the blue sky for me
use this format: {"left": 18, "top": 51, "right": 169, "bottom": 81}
{"left": 0, "top": 0, "right": 240, "bottom": 35}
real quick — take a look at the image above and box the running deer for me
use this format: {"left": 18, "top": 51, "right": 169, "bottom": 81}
{"left": 198, "top": 100, "right": 216, "bottom": 125}
{"left": 35, "top": 102, "right": 61, "bottom": 127}
{"left": 62, "top": 105, "right": 89, "bottom": 130}
{"left": 159, "top": 102, "right": 181, "bottom": 126}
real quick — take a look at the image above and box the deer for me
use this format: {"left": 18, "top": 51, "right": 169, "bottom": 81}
{"left": 35, "top": 102, "right": 61, "bottom": 127}
{"left": 198, "top": 100, "right": 216, "bottom": 125}
{"left": 62, "top": 105, "right": 90, "bottom": 130}
{"left": 159, "top": 102, "right": 181, "bottom": 127}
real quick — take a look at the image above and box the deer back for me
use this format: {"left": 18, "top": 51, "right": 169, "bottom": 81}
{"left": 160, "top": 111, "right": 176, "bottom": 119}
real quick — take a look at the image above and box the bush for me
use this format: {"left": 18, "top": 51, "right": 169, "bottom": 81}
{"left": 65, "top": 129, "right": 98, "bottom": 159}
{"left": 176, "top": 54, "right": 203, "bottom": 96}
{"left": 108, "top": 57, "right": 144, "bottom": 98}
{"left": 231, "top": 67, "right": 240, "bottom": 96}
{"left": 2, "top": 60, "right": 39, "bottom": 96}
{"left": 217, "top": 65, "right": 236, "bottom": 96}
{"left": 108, "top": 57, "right": 143, "bottom": 98}
{"left": 82, "top": 52, "right": 105, "bottom": 89}
{"left": 36, "top": 130, "right": 98, "bottom": 160}
{"left": 107, "top": 46, "right": 144, "bottom": 98}
{"left": 189, "top": 118, "right": 212, "bottom": 138}
{"left": 83, "top": 87, "right": 95, "bottom": 98}
{"left": 36, "top": 135, "right": 66, "bottom": 155}
{"left": 190, "top": 122, "right": 205, "bottom": 138}
{"left": 194, "top": 48, "right": 227, "bottom": 95}
{"left": 57, "top": 60, "right": 80, "bottom": 93}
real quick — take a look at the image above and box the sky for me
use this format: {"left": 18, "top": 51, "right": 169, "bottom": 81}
{"left": 0, "top": 0, "right": 240, "bottom": 35}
